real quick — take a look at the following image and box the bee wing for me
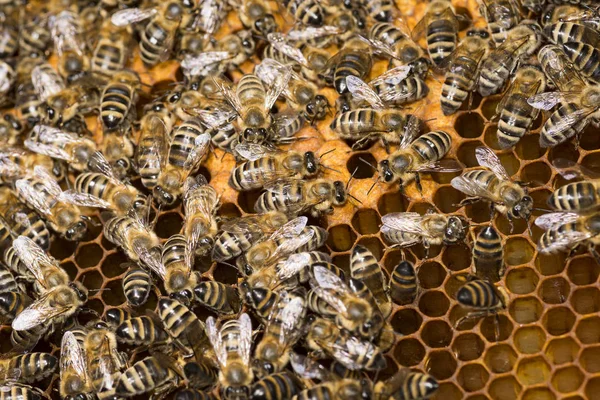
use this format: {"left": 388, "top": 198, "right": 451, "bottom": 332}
{"left": 311, "top": 287, "right": 348, "bottom": 314}
{"left": 267, "top": 32, "right": 308, "bottom": 66}
{"left": 0, "top": 157, "right": 24, "bottom": 180}
{"left": 527, "top": 91, "right": 568, "bottom": 111}
{"left": 535, "top": 212, "right": 580, "bottom": 230}
{"left": 213, "top": 77, "right": 243, "bottom": 116}
{"left": 235, "top": 143, "right": 274, "bottom": 161}
{"left": 271, "top": 230, "right": 315, "bottom": 262}
{"left": 12, "top": 236, "right": 57, "bottom": 291}
{"left": 182, "top": 132, "right": 211, "bottom": 175}
{"left": 290, "top": 353, "right": 329, "bottom": 380}
{"left": 475, "top": 147, "right": 510, "bottom": 180}
{"left": 190, "top": 107, "right": 237, "bottom": 129}
{"left": 255, "top": 58, "right": 284, "bottom": 88}
{"left": 451, "top": 175, "right": 499, "bottom": 200}
{"left": 538, "top": 229, "right": 593, "bottom": 254}
{"left": 356, "top": 35, "right": 398, "bottom": 60}
{"left": 205, "top": 316, "right": 226, "bottom": 367}
{"left": 87, "top": 151, "right": 120, "bottom": 182}
{"left": 31, "top": 65, "right": 64, "bottom": 101}
{"left": 271, "top": 295, "right": 306, "bottom": 345}
{"left": 287, "top": 25, "right": 341, "bottom": 41}
{"left": 272, "top": 112, "right": 305, "bottom": 140}
{"left": 410, "top": 11, "right": 430, "bottom": 42}
{"left": 321, "top": 335, "right": 380, "bottom": 370}
{"left": 346, "top": 75, "right": 385, "bottom": 110}
{"left": 60, "top": 331, "right": 88, "bottom": 385}
{"left": 14, "top": 169, "right": 61, "bottom": 217}
{"left": 181, "top": 51, "right": 232, "bottom": 77}
{"left": 195, "top": 0, "right": 223, "bottom": 34}
{"left": 92, "top": 356, "right": 117, "bottom": 391}
{"left": 264, "top": 65, "right": 292, "bottom": 111}
{"left": 372, "top": 65, "right": 413, "bottom": 86}
{"left": 134, "top": 242, "right": 165, "bottom": 281}
{"left": 12, "top": 287, "right": 71, "bottom": 331}
{"left": 183, "top": 176, "right": 219, "bottom": 216}
{"left": 25, "top": 126, "right": 73, "bottom": 161}
{"left": 238, "top": 313, "right": 253, "bottom": 367}
{"left": 138, "top": 116, "right": 169, "bottom": 172}
{"left": 275, "top": 252, "right": 311, "bottom": 281}
{"left": 110, "top": 8, "right": 157, "bottom": 26}
{"left": 552, "top": 158, "right": 600, "bottom": 180}
{"left": 414, "top": 159, "right": 464, "bottom": 173}
{"left": 381, "top": 212, "right": 427, "bottom": 235}
{"left": 50, "top": 11, "right": 84, "bottom": 57}
{"left": 544, "top": 107, "right": 595, "bottom": 140}
{"left": 311, "top": 265, "right": 351, "bottom": 295}
{"left": 60, "top": 190, "right": 112, "bottom": 209}
{"left": 270, "top": 216, "right": 308, "bottom": 241}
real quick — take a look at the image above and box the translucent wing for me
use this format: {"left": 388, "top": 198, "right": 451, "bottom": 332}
{"left": 25, "top": 126, "right": 73, "bottom": 161}
{"left": 195, "top": 0, "right": 223, "bottom": 34}
{"left": 181, "top": 51, "right": 231, "bottom": 77}
{"left": 275, "top": 252, "right": 311, "bottom": 281}
{"left": 12, "top": 288, "right": 72, "bottom": 330}
{"left": 272, "top": 295, "right": 306, "bottom": 345}
{"left": 110, "top": 8, "right": 157, "bottom": 26}
{"left": 381, "top": 212, "right": 426, "bottom": 235}
{"left": 377, "top": 84, "right": 417, "bottom": 105}
{"left": 272, "top": 112, "right": 304, "bottom": 139}
{"left": 14, "top": 170, "right": 60, "bottom": 216}
{"left": 475, "top": 147, "right": 509, "bottom": 180}
{"left": 311, "top": 265, "right": 350, "bottom": 296}
{"left": 60, "top": 190, "right": 112, "bottom": 209}
{"left": 191, "top": 107, "right": 237, "bottom": 129}
{"left": 238, "top": 313, "right": 252, "bottom": 367}
{"left": 323, "top": 335, "right": 382, "bottom": 370}
{"left": 0, "top": 157, "right": 24, "bottom": 180}
{"left": 267, "top": 33, "right": 308, "bottom": 66}
{"left": 451, "top": 175, "right": 499, "bottom": 200}
{"left": 235, "top": 143, "right": 274, "bottom": 161}
{"left": 286, "top": 25, "right": 340, "bottom": 41}
{"left": 346, "top": 76, "right": 384, "bottom": 110}
{"left": 528, "top": 92, "right": 566, "bottom": 111}
{"left": 31, "top": 65, "right": 64, "bottom": 101}
{"left": 12, "top": 236, "right": 58, "bottom": 290}
{"left": 137, "top": 115, "right": 169, "bottom": 173}
{"left": 311, "top": 287, "right": 348, "bottom": 314}
{"left": 205, "top": 317, "right": 226, "bottom": 367}
{"left": 213, "top": 77, "right": 243, "bottom": 116}
{"left": 270, "top": 217, "right": 308, "bottom": 241}
{"left": 544, "top": 108, "right": 594, "bottom": 140}
{"left": 414, "top": 159, "right": 464, "bottom": 173}
{"left": 535, "top": 212, "right": 580, "bottom": 230}
{"left": 410, "top": 11, "right": 429, "bottom": 41}
{"left": 182, "top": 132, "right": 211, "bottom": 175}
{"left": 552, "top": 158, "right": 600, "bottom": 180}
{"left": 538, "top": 229, "right": 593, "bottom": 254}
{"left": 50, "top": 11, "right": 84, "bottom": 56}
{"left": 91, "top": 356, "right": 116, "bottom": 391}
{"left": 290, "top": 353, "right": 329, "bottom": 380}
{"left": 134, "top": 241, "right": 165, "bottom": 281}
{"left": 264, "top": 66, "right": 292, "bottom": 110}
{"left": 60, "top": 331, "right": 87, "bottom": 385}
{"left": 87, "top": 151, "right": 119, "bottom": 182}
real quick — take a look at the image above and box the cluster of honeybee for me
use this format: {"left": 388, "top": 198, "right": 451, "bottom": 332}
{"left": 0, "top": 0, "right": 598, "bottom": 398}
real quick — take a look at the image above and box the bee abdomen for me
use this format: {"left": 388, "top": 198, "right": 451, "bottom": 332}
{"left": 390, "top": 261, "right": 417, "bottom": 305}
{"left": 287, "top": 0, "right": 324, "bottom": 26}
{"left": 540, "top": 103, "right": 588, "bottom": 148}
{"left": 473, "top": 226, "right": 504, "bottom": 282}
{"left": 157, "top": 298, "right": 200, "bottom": 343}
{"left": 251, "top": 372, "right": 302, "bottom": 400}
{"left": 456, "top": 280, "right": 500, "bottom": 309}
{"left": 330, "top": 109, "right": 377, "bottom": 137}
{"left": 369, "top": 22, "right": 405, "bottom": 47}
{"left": 427, "top": 19, "right": 457, "bottom": 65}
{"left": 123, "top": 268, "right": 152, "bottom": 307}
{"left": 116, "top": 316, "right": 168, "bottom": 345}
{"left": 411, "top": 130, "right": 452, "bottom": 163}
{"left": 174, "top": 389, "right": 218, "bottom": 400}
{"left": 237, "top": 74, "right": 266, "bottom": 105}
{"left": 230, "top": 156, "right": 279, "bottom": 191}
{"left": 193, "top": 281, "right": 239, "bottom": 314}
{"left": 169, "top": 120, "right": 205, "bottom": 168}
{"left": 0, "top": 267, "right": 18, "bottom": 293}
{"left": 497, "top": 95, "right": 534, "bottom": 149}
{"left": 101, "top": 83, "right": 133, "bottom": 129}
{"left": 441, "top": 57, "right": 478, "bottom": 114}
{"left": 140, "top": 22, "right": 169, "bottom": 66}
{"left": 10, "top": 353, "right": 57, "bottom": 383}
{"left": 334, "top": 53, "right": 371, "bottom": 94}
{"left": 0, "top": 384, "right": 44, "bottom": 400}
{"left": 403, "top": 372, "right": 439, "bottom": 400}
{"left": 92, "top": 40, "right": 125, "bottom": 74}
{"left": 0, "top": 292, "right": 31, "bottom": 321}
{"left": 548, "top": 181, "right": 600, "bottom": 212}
{"left": 116, "top": 357, "right": 172, "bottom": 396}
{"left": 563, "top": 41, "right": 600, "bottom": 83}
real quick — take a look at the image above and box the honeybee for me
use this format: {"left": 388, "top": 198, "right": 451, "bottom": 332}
{"left": 239, "top": 0, "right": 277, "bottom": 36}
{"left": 389, "top": 260, "right": 418, "bottom": 305}
{"left": 545, "top": 21, "right": 600, "bottom": 48}
{"left": 250, "top": 372, "right": 303, "bottom": 400}
{"left": 376, "top": 130, "right": 460, "bottom": 192}
{"left": 50, "top": 10, "right": 88, "bottom": 82}
{"left": 373, "top": 369, "right": 439, "bottom": 400}
{"left": 115, "top": 355, "right": 179, "bottom": 398}
{"left": 495, "top": 65, "right": 546, "bottom": 149}
{"left": 0, "top": 290, "right": 32, "bottom": 323}
{"left": 451, "top": 146, "right": 533, "bottom": 223}
{"left": 123, "top": 266, "right": 152, "bottom": 307}
{"left": 0, "top": 115, "right": 25, "bottom": 146}
{"left": 91, "top": 19, "right": 131, "bottom": 77}
{"left": 175, "top": 389, "right": 219, "bottom": 400}
{"left": 105, "top": 308, "right": 132, "bottom": 328}
{"left": 254, "top": 178, "right": 348, "bottom": 217}
{"left": 0, "top": 147, "right": 59, "bottom": 184}
{"left": 536, "top": 212, "right": 600, "bottom": 262}
{"left": 11, "top": 236, "right": 88, "bottom": 332}
{"left": 478, "top": 0, "right": 521, "bottom": 44}
{"left": 24, "top": 125, "right": 97, "bottom": 171}
{"left": 472, "top": 225, "right": 505, "bottom": 283}
{"left": 115, "top": 315, "right": 170, "bottom": 346}
{"left": 205, "top": 313, "right": 254, "bottom": 400}
{"left": 15, "top": 57, "right": 44, "bottom": 127}
{"left": 323, "top": 36, "right": 373, "bottom": 94}
{"left": 183, "top": 175, "right": 219, "bottom": 257}
{"left": 0, "top": 186, "right": 51, "bottom": 250}
{"left": 0, "top": 352, "right": 58, "bottom": 383}
{"left": 192, "top": 281, "right": 241, "bottom": 315}
{"left": 60, "top": 331, "right": 93, "bottom": 399}
{"left": 14, "top": 166, "right": 103, "bottom": 241}
{"left": 546, "top": 167, "right": 600, "bottom": 213}
{"left": 161, "top": 234, "right": 200, "bottom": 296}
{"left": 136, "top": 102, "right": 174, "bottom": 189}
{"left": 179, "top": 51, "right": 233, "bottom": 80}
{"left": 284, "top": 0, "right": 324, "bottom": 26}
{"left": 212, "top": 30, "right": 256, "bottom": 74}
{"left": 440, "top": 29, "right": 489, "bottom": 115}
{"left": 478, "top": 21, "right": 542, "bottom": 97}
{"left": 563, "top": 42, "right": 600, "bottom": 84}
{"left": 0, "top": 383, "right": 47, "bottom": 400}
{"left": 411, "top": 0, "right": 459, "bottom": 66}
{"left": 212, "top": 212, "right": 289, "bottom": 262}
{"left": 157, "top": 297, "right": 210, "bottom": 351}
{"left": 100, "top": 70, "right": 141, "bottom": 132}
{"left": 18, "top": 14, "right": 51, "bottom": 58}
{"left": 455, "top": 279, "right": 508, "bottom": 328}
{"left": 84, "top": 322, "right": 126, "bottom": 399}
{"left": 381, "top": 211, "right": 466, "bottom": 257}
{"left": 350, "top": 244, "right": 391, "bottom": 318}
{"left": 0, "top": 61, "right": 14, "bottom": 102}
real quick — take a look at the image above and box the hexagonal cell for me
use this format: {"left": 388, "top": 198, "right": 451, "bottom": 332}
{"left": 465, "top": 395, "right": 488, "bottom": 400}
{"left": 212, "top": 263, "right": 238, "bottom": 284}
{"left": 582, "top": 152, "right": 600, "bottom": 172}
{"left": 535, "top": 253, "right": 567, "bottom": 276}
{"left": 586, "top": 378, "right": 600, "bottom": 400}
{"left": 517, "top": 356, "right": 551, "bottom": 386}
{"left": 351, "top": 208, "right": 381, "bottom": 235}
{"left": 394, "top": 338, "right": 425, "bottom": 367}
{"left": 488, "top": 376, "right": 522, "bottom": 400}
{"left": 421, "top": 320, "right": 453, "bottom": 348}
{"left": 80, "top": 270, "right": 102, "bottom": 291}
{"left": 455, "top": 112, "right": 485, "bottom": 138}
{"left": 434, "top": 382, "right": 463, "bottom": 400}
{"left": 509, "top": 296, "right": 543, "bottom": 324}
{"left": 424, "top": 350, "right": 457, "bottom": 380}
{"left": 480, "top": 95, "right": 501, "bottom": 121}
{"left": 506, "top": 267, "right": 538, "bottom": 294}
{"left": 520, "top": 161, "right": 552, "bottom": 187}
{"left": 81, "top": 216, "right": 103, "bottom": 241}
{"left": 74, "top": 243, "right": 104, "bottom": 270}
{"left": 457, "top": 140, "right": 485, "bottom": 168}
{"left": 580, "top": 124, "right": 600, "bottom": 150}
{"left": 552, "top": 366, "right": 584, "bottom": 393}
{"left": 483, "top": 124, "right": 502, "bottom": 150}
{"left": 418, "top": 291, "right": 449, "bottom": 317}
{"left": 407, "top": 202, "right": 436, "bottom": 214}
{"left": 497, "top": 152, "right": 519, "bottom": 177}
{"left": 543, "top": 307, "right": 576, "bottom": 336}
{"left": 522, "top": 388, "right": 556, "bottom": 400}
{"left": 576, "top": 316, "right": 600, "bottom": 344}
{"left": 571, "top": 287, "right": 600, "bottom": 314}
{"left": 504, "top": 237, "right": 534, "bottom": 266}
{"left": 545, "top": 337, "right": 580, "bottom": 366}
{"left": 377, "top": 190, "right": 409, "bottom": 215}
{"left": 514, "top": 326, "right": 547, "bottom": 354}
{"left": 581, "top": 346, "right": 600, "bottom": 373}
{"left": 457, "top": 364, "right": 489, "bottom": 392}
{"left": 495, "top": 212, "right": 528, "bottom": 236}
{"left": 433, "top": 185, "right": 465, "bottom": 213}
{"left": 568, "top": 256, "right": 600, "bottom": 285}
{"left": 417, "top": 261, "right": 446, "bottom": 289}
{"left": 102, "top": 279, "right": 127, "bottom": 306}
{"left": 61, "top": 261, "right": 78, "bottom": 281}
{"left": 515, "top": 134, "right": 546, "bottom": 160}
{"left": 480, "top": 314, "right": 513, "bottom": 342}
{"left": 155, "top": 211, "right": 183, "bottom": 238}
{"left": 548, "top": 142, "right": 579, "bottom": 167}
{"left": 410, "top": 242, "right": 442, "bottom": 260}
{"left": 355, "top": 236, "right": 384, "bottom": 260}
{"left": 442, "top": 245, "right": 471, "bottom": 272}
{"left": 49, "top": 236, "right": 78, "bottom": 260}
{"left": 218, "top": 202, "right": 242, "bottom": 218}
{"left": 539, "top": 277, "right": 570, "bottom": 304}
{"left": 391, "top": 308, "right": 422, "bottom": 335}
{"left": 465, "top": 200, "right": 492, "bottom": 224}
{"left": 484, "top": 344, "right": 518, "bottom": 374}
{"left": 449, "top": 304, "right": 478, "bottom": 331}
{"left": 237, "top": 190, "right": 262, "bottom": 214}
{"left": 332, "top": 254, "right": 351, "bottom": 276}
{"left": 346, "top": 152, "right": 376, "bottom": 179}
{"left": 101, "top": 251, "right": 129, "bottom": 278}
{"left": 452, "top": 333, "right": 484, "bottom": 362}
{"left": 326, "top": 224, "right": 357, "bottom": 252}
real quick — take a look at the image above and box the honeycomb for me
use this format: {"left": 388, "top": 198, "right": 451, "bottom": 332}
{"left": 4, "top": 0, "right": 600, "bottom": 399}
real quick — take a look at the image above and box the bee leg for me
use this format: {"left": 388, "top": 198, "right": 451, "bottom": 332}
{"left": 414, "top": 173, "right": 423, "bottom": 194}
{"left": 588, "top": 244, "right": 600, "bottom": 265}
{"left": 423, "top": 241, "right": 430, "bottom": 259}
{"left": 456, "top": 197, "right": 480, "bottom": 207}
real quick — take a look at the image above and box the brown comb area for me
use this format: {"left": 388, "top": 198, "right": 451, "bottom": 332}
{"left": 6, "top": 0, "right": 600, "bottom": 399}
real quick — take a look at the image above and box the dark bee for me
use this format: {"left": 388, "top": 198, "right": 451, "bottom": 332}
{"left": 472, "top": 226, "right": 505, "bottom": 283}
{"left": 389, "top": 260, "right": 418, "bottom": 305}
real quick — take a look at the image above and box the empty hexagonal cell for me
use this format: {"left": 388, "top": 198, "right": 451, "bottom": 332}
{"left": 407, "top": 202, "right": 436, "bottom": 214}
{"left": 346, "top": 152, "right": 376, "bottom": 179}
{"left": 394, "top": 338, "right": 425, "bottom": 367}
{"left": 539, "top": 277, "right": 570, "bottom": 304}
{"left": 391, "top": 308, "right": 422, "bottom": 335}
{"left": 237, "top": 190, "right": 262, "bottom": 214}
{"left": 155, "top": 212, "right": 183, "bottom": 239}
{"left": 418, "top": 291, "right": 449, "bottom": 317}
{"left": 481, "top": 314, "right": 513, "bottom": 342}
{"left": 433, "top": 185, "right": 465, "bottom": 213}
{"left": 212, "top": 263, "right": 238, "bottom": 284}
{"left": 457, "top": 140, "right": 485, "bottom": 167}
{"left": 498, "top": 152, "right": 520, "bottom": 177}
{"left": 572, "top": 287, "right": 600, "bottom": 314}
{"left": 377, "top": 191, "right": 409, "bottom": 215}
{"left": 509, "top": 296, "right": 543, "bottom": 324}
{"left": 417, "top": 261, "right": 446, "bottom": 289}
{"left": 80, "top": 270, "right": 102, "bottom": 291}
{"left": 504, "top": 237, "right": 534, "bottom": 266}
{"left": 326, "top": 224, "right": 356, "bottom": 252}
{"left": 580, "top": 125, "right": 600, "bottom": 150}
{"left": 548, "top": 142, "right": 579, "bottom": 167}
{"left": 80, "top": 298, "right": 105, "bottom": 325}
{"left": 101, "top": 251, "right": 129, "bottom": 278}
{"left": 435, "top": 382, "right": 463, "bottom": 400}
{"left": 442, "top": 245, "right": 471, "bottom": 272}
{"left": 102, "top": 279, "right": 127, "bottom": 306}
{"left": 520, "top": 161, "right": 551, "bottom": 187}
{"left": 582, "top": 152, "right": 600, "bottom": 172}
{"left": 545, "top": 337, "right": 580, "bottom": 366}
{"left": 455, "top": 112, "right": 485, "bottom": 138}
{"left": 543, "top": 307, "right": 576, "bottom": 336}
{"left": 515, "top": 134, "right": 546, "bottom": 160}
{"left": 581, "top": 346, "right": 600, "bottom": 373}
{"left": 568, "top": 256, "right": 600, "bottom": 285}
{"left": 421, "top": 320, "right": 453, "bottom": 348}
{"left": 355, "top": 237, "right": 384, "bottom": 260}
{"left": 480, "top": 95, "right": 501, "bottom": 120}
{"left": 517, "top": 356, "right": 551, "bottom": 386}
{"left": 449, "top": 304, "right": 478, "bottom": 331}
{"left": 552, "top": 366, "right": 584, "bottom": 393}
{"left": 506, "top": 267, "right": 538, "bottom": 294}
{"left": 488, "top": 376, "right": 522, "bottom": 400}
{"left": 424, "top": 350, "right": 457, "bottom": 380}
{"left": 587, "top": 377, "right": 600, "bottom": 400}
{"left": 60, "top": 261, "right": 78, "bottom": 281}
{"left": 81, "top": 216, "right": 103, "bottom": 241}
{"left": 50, "top": 236, "right": 78, "bottom": 260}
{"left": 465, "top": 396, "right": 488, "bottom": 400}
{"left": 457, "top": 364, "right": 489, "bottom": 392}
{"left": 522, "top": 388, "right": 556, "bottom": 400}
{"left": 484, "top": 344, "right": 518, "bottom": 374}
{"left": 495, "top": 212, "right": 528, "bottom": 236}
{"left": 483, "top": 124, "right": 502, "bottom": 150}
{"left": 351, "top": 208, "right": 381, "bottom": 235}
{"left": 577, "top": 316, "right": 600, "bottom": 344}
{"left": 535, "top": 252, "right": 567, "bottom": 276}
{"left": 465, "top": 200, "right": 492, "bottom": 224}
{"left": 74, "top": 243, "right": 104, "bottom": 270}
{"left": 218, "top": 203, "right": 242, "bottom": 218}
{"left": 410, "top": 242, "right": 442, "bottom": 260}
{"left": 332, "top": 254, "right": 350, "bottom": 276}
{"left": 452, "top": 333, "right": 484, "bottom": 362}
{"left": 514, "top": 326, "right": 546, "bottom": 354}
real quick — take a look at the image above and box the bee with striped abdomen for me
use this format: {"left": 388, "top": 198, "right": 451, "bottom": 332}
{"left": 115, "top": 355, "right": 179, "bottom": 398}
{"left": 411, "top": 0, "right": 460, "bottom": 67}
{"left": 284, "top": 0, "right": 325, "bottom": 26}
{"left": 0, "top": 352, "right": 57, "bottom": 384}
{"left": 91, "top": 19, "right": 131, "bottom": 77}
{"left": 536, "top": 212, "right": 600, "bottom": 262}
{"left": 162, "top": 234, "right": 200, "bottom": 296}
{"left": 50, "top": 10, "right": 88, "bottom": 82}
{"left": 544, "top": 20, "right": 600, "bottom": 49}
{"left": 60, "top": 331, "right": 94, "bottom": 400}
{"left": 472, "top": 225, "right": 505, "bottom": 283}
{"left": 478, "top": 0, "right": 521, "bottom": 44}
{"left": 122, "top": 266, "right": 152, "bottom": 307}
{"left": 115, "top": 315, "right": 170, "bottom": 346}
{"left": 192, "top": 281, "right": 241, "bottom": 315}
{"left": 183, "top": 175, "right": 220, "bottom": 257}
{"left": 250, "top": 372, "right": 303, "bottom": 400}
{"left": 390, "top": 260, "right": 418, "bottom": 305}
{"left": 322, "top": 36, "right": 372, "bottom": 94}
{"left": 157, "top": 297, "right": 210, "bottom": 353}
{"left": 0, "top": 186, "right": 51, "bottom": 250}
{"left": 0, "top": 382, "right": 47, "bottom": 400}
{"left": 563, "top": 42, "right": 600, "bottom": 84}
{"left": 100, "top": 70, "right": 141, "bottom": 132}
{"left": 84, "top": 322, "right": 127, "bottom": 399}
{"left": 373, "top": 369, "right": 439, "bottom": 400}
{"left": 239, "top": 0, "right": 278, "bottom": 36}
{"left": 350, "top": 244, "right": 391, "bottom": 317}
{"left": 455, "top": 279, "right": 508, "bottom": 328}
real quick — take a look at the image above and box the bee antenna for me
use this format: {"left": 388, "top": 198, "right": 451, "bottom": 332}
{"left": 81, "top": 215, "right": 101, "bottom": 227}
{"left": 367, "top": 177, "right": 380, "bottom": 195}
{"left": 533, "top": 207, "right": 553, "bottom": 213}
{"left": 88, "top": 288, "right": 110, "bottom": 293}
{"left": 358, "top": 157, "right": 377, "bottom": 171}
{"left": 346, "top": 167, "right": 359, "bottom": 190}
{"left": 348, "top": 194, "right": 363, "bottom": 205}
{"left": 321, "top": 164, "right": 341, "bottom": 173}
{"left": 319, "top": 148, "right": 336, "bottom": 159}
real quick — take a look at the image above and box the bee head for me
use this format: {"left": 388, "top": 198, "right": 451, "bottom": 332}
{"left": 378, "top": 160, "right": 395, "bottom": 183}
{"left": 70, "top": 281, "right": 89, "bottom": 302}
{"left": 305, "top": 95, "right": 329, "bottom": 121}
{"left": 304, "top": 151, "right": 319, "bottom": 175}
{"left": 444, "top": 216, "right": 467, "bottom": 244}
{"left": 171, "top": 289, "right": 193, "bottom": 305}
{"left": 153, "top": 186, "right": 176, "bottom": 206}
{"left": 165, "top": 2, "right": 184, "bottom": 21}
{"left": 254, "top": 14, "right": 277, "bottom": 36}
{"left": 333, "top": 180, "right": 347, "bottom": 205}
{"left": 512, "top": 195, "right": 533, "bottom": 219}
{"left": 242, "top": 127, "right": 267, "bottom": 144}
{"left": 65, "top": 220, "right": 87, "bottom": 241}
{"left": 224, "top": 385, "right": 250, "bottom": 400}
